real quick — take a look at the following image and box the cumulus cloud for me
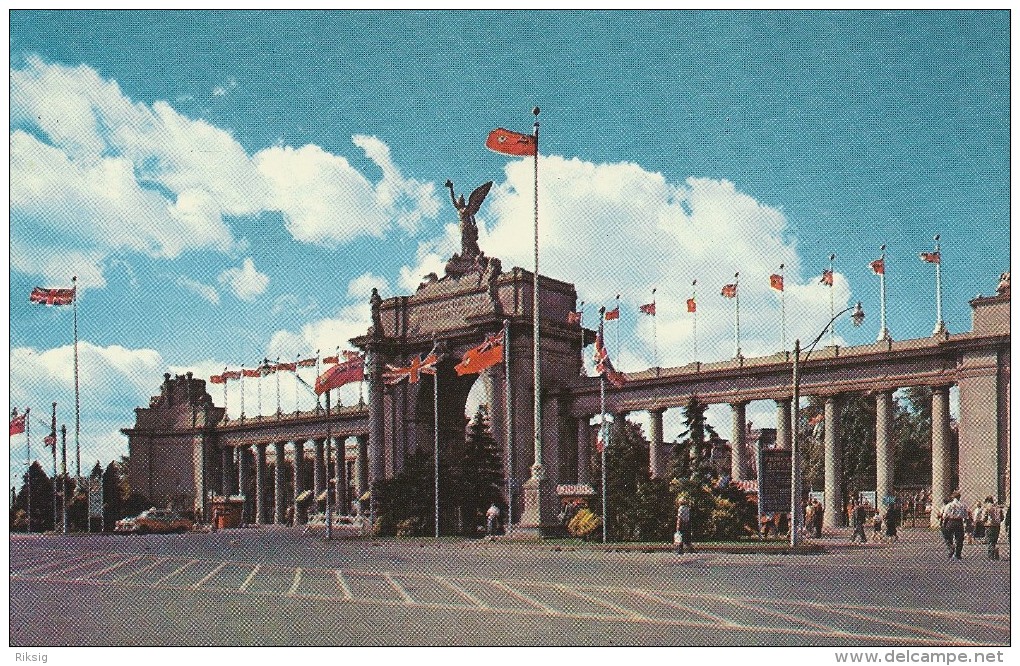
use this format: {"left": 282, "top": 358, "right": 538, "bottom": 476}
{"left": 10, "top": 57, "right": 440, "bottom": 287}
{"left": 347, "top": 272, "right": 389, "bottom": 300}
{"left": 218, "top": 257, "right": 269, "bottom": 301}
{"left": 176, "top": 276, "right": 220, "bottom": 304}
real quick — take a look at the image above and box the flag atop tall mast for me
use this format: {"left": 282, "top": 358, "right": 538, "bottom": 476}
{"left": 921, "top": 234, "right": 946, "bottom": 336}
{"left": 872, "top": 245, "right": 890, "bottom": 342}
{"left": 487, "top": 107, "right": 545, "bottom": 531}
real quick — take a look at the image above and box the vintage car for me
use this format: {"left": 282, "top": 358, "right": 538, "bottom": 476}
{"left": 114, "top": 508, "right": 193, "bottom": 534}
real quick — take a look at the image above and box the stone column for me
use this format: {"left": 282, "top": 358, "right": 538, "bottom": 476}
{"left": 368, "top": 349, "right": 386, "bottom": 488}
{"left": 823, "top": 396, "right": 843, "bottom": 528}
{"left": 649, "top": 408, "right": 666, "bottom": 479}
{"left": 576, "top": 418, "right": 591, "bottom": 486}
{"left": 356, "top": 434, "right": 369, "bottom": 498}
{"left": 273, "top": 441, "right": 286, "bottom": 524}
{"left": 220, "top": 446, "right": 236, "bottom": 496}
{"left": 875, "top": 390, "right": 894, "bottom": 510}
{"left": 731, "top": 402, "right": 747, "bottom": 481}
{"left": 238, "top": 447, "right": 252, "bottom": 524}
{"left": 775, "top": 398, "right": 792, "bottom": 450}
{"left": 254, "top": 444, "right": 268, "bottom": 524}
{"left": 293, "top": 440, "right": 306, "bottom": 525}
{"left": 931, "top": 386, "right": 952, "bottom": 527}
{"left": 313, "top": 439, "right": 325, "bottom": 513}
{"left": 335, "top": 437, "right": 348, "bottom": 515}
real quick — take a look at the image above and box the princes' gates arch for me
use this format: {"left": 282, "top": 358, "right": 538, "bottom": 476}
{"left": 123, "top": 196, "right": 1010, "bottom": 533}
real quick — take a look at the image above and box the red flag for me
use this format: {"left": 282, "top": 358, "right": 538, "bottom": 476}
{"left": 343, "top": 350, "right": 361, "bottom": 361}
{"left": 920, "top": 251, "right": 941, "bottom": 264}
{"left": 486, "top": 128, "right": 537, "bottom": 157}
{"left": 807, "top": 413, "right": 824, "bottom": 427}
{"left": 455, "top": 334, "right": 504, "bottom": 376}
{"left": 721, "top": 284, "right": 737, "bottom": 298}
{"left": 566, "top": 311, "right": 582, "bottom": 325}
{"left": 383, "top": 351, "right": 440, "bottom": 385}
{"left": 686, "top": 298, "right": 697, "bottom": 313}
{"left": 605, "top": 306, "right": 620, "bottom": 321}
{"left": 223, "top": 370, "right": 242, "bottom": 380}
{"left": 314, "top": 355, "right": 365, "bottom": 394}
{"left": 870, "top": 258, "right": 885, "bottom": 275}
{"left": 43, "top": 433, "right": 56, "bottom": 449}
{"left": 30, "top": 287, "right": 75, "bottom": 306}
{"left": 9, "top": 413, "right": 26, "bottom": 436}
{"left": 770, "top": 274, "right": 784, "bottom": 291}
{"left": 209, "top": 374, "right": 226, "bottom": 384}
{"left": 593, "top": 322, "right": 626, "bottom": 388}
{"left": 276, "top": 362, "right": 297, "bottom": 372}
{"left": 820, "top": 269, "right": 834, "bottom": 286}
{"left": 242, "top": 368, "right": 261, "bottom": 378}
{"left": 322, "top": 355, "right": 339, "bottom": 365}
{"left": 296, "top": 358, "right": 317, "bottom": 368}
{"left": 595, "top": 424, "right": 607, "bottom": 454}
{"left": 639, "top": 302, "right": 656, "bottom": 316}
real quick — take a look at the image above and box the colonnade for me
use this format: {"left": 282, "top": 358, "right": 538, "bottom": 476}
{"left": 573, "top": 386, "right": 958, "bottom": 530}
{"left": 211, "top": 434, "right": 370, "bottom": 525}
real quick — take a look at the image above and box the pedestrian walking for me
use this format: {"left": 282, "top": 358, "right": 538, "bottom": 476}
{"left": 486, "top": 503, "right": 501, "bottom": 537}
{"left": 884, "top": 502, "right": 900, "bottom": 542}
{"left": 675, "top": 496, "right": 692, "bottom": 554}
{"left": 983, "top": 497, "right": 1003, "bottom": 560}
{"left": 965, "top": 509, "right": 975, "bottom": 545}
{"left": 850, "top": 502, "right": 869, "bottom": 543}
{"left": 804, "top": 502, "right": 815, "bottom": 539}
{"left": 813, "top": 499, "right": 824, "bottom": 537}
{"left": 871, "top": 510, "right": 883, "bottom": 542}
{"left": 940, "top": 491, "right": 969, "bottom": 560}
{"left": 973, "top": 502, "right": 986, "bottom": 542}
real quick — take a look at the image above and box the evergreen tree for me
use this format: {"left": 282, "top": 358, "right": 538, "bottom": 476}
{"left": 592, "top": 419, "right": 650, "bottom": 541}
{"left": 11, "top": 462, "right": 54, "bottom": 532}
{"left": 451, "top": 406, "right": 503, "bottom": 535}
{"left": 668, "top": 396, "right": 718, "bottom": 482}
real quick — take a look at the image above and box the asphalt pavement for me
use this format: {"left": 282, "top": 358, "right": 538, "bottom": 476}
{"left": 8, "top": 526, "right": 1010, "bottom": 647}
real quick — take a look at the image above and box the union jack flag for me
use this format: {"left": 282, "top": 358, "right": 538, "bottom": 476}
{"left": 383, "top": 351, "right": 441, "bottom": 385}
{"left": 30, "top": 287, "right": 75, "bottom": 306}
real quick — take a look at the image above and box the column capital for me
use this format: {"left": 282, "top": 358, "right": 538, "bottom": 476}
{"left": 648, "top": 406, "right": 667, "bottom": 416}
{"left": 730, "top": 400, "right": 748, "bottom": 409}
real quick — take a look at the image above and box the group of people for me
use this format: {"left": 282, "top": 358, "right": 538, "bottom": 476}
{"left": 847, "top": 499, "right": 901, "bottom": 543}
{"left": 938, "top": 492, "right": 1006, "bottom": 560}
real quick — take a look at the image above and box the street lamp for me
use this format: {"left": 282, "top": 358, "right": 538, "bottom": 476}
{"left": 790, "top": 301, "right": 864, "bottom": 547}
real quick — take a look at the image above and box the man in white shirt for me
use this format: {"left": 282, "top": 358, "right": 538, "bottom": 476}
{"left": 983, "top": 496, "right": 1004, "bottom": 560}
{"left": 940, "top": 491, "right": 969, "bottom": 560}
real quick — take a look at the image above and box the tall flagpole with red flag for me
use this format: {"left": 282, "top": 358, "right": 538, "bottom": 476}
{"left": 827, "top": 254, "right": 836, "bottom": 347}
{"left": 873, "top": 245, "right": 890, "bottom": 342}
{"left": 689, "top": 280, "right": 698, "bottom": 362}
{"left": 530, "top": 107, "right": 544, "bottom": 511}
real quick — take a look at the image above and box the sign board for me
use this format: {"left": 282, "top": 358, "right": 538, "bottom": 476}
{"left": 757, "top": 449, "right": 791, "bottom": 514}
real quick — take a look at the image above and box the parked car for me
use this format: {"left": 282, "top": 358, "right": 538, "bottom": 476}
{"left": 114, "top": 508, "right": 193, "bottom": 534}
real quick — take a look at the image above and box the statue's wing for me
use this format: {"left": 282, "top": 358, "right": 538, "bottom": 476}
{"left": 465, "top": 181, "right": 493, "bottom": 216}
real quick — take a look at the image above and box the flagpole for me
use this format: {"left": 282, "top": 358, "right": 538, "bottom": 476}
{"left": 691, "top": 280, "right": 698, "bottom": 362}
{"left": 222, "top": 367, "right": 228, "bottom": 416}
{"left": 530, "top": 106, "right": 544, "bottom": 487}
{"left": 51, "top": 403, "right": 57, "bottom": 531}
{"left": 72, "top": 276, "right": 80, "bottom": 480}
{"left": 240, "top": 365, "right": 246, "bottom": 421}
{"left": 257, "top": 363, "right": 263, "bottom": 420}
{"left": 734, "top": 272, "right": 741, "bottom": 358}
{"left": 933, "top": 234, "right": 945, "bottom": 336}
{"left": 60, "top": 424, "right": 68, "bottom": 534}
{"left": 578, "top": 300, "right": 585, "bottom": 377}
{"left": 598, "top": 307, "right": 608, "bottom": 544}
{"left": 314, "top": 351, "right": 321, "bottom": 413}
{"left": 294, "top": 355, "right": 300, "bottom": 414}
{"left": 780, "top": 264, "right": 787, "bottom": 352}
{"left": 651, "top": 288, "right": 658, "bottom": 376}
{"left": 828, "top": 254, "right": 836, "bottom": 347}
{"left": 433, "top": 347, "right": 441, "bottom": 539}
{"left": 614, "top": 293, "right": 621, "bottom": 370}
{"left": 25, "top": 408, "right": 31, "bottom": 533}
{"left": 275, "top": 357, "right": 282, "bottom": 417}
{"left": 325, "top": 389, "right": 333, "bottom": 540}
{"left": 503, "top": 318, "right": 514, "bottom": 530}
{"left": 878, "top": 245, "right": 890, "bottom": 342}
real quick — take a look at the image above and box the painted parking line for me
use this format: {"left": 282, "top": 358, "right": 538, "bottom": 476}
{"left": 383, "top": 573, "right": 414, "bottom": 604}
{"left": 447, "top": 576, "right": 552, "bottom": 613}
{"left": 112, "top": 557, "right": 168, "bottom": 582}
{"left": 286, "top": 568, "right": 303, "bottom": 596}
{"left": 167, "top": 559, "right": 228, "bottom": 587}
{"left": 714, "top": 595, "right": 851, "bottom": 636}
{"left": 152, "top": 559, "right": 198, "bottom": 586}
{"left": 292, "top": 567, "right": 343, "bottom": 599}
{"left": 15, "top": 553, "right": 108, "bottom": 577}
{"left": 488, "top": 580, "right": 559, "bottom": 614}
{"left": 434, "top": 577, "right": 492, "bottom": 610}
{"left": 389, "top": 575, "right": 474, "bottom": 608}
{"left": 242, "top": 565, "right": 297, "bottom": 595}
{"left": 238, "top": 563, "right": 261, "bottom": 593}
{"left": 341, "top": 572, "right": 406, "bottom": 603}
{"left": 334, "top": 570, "right": 353, "bottom": 600}
{"left": 77, "top": 555, "right": 144, "bottom": 581}
{"left": 555, "top": 584, "right": 649, "bottom": 621}
{"left": 193, "top": 562, "right": 230, "bottom": 589}
{"left": 627, "top": 588, "right": 740, "bottom": 627}
{"left": 775, "top": 600, "right": 965, "bottom": 643}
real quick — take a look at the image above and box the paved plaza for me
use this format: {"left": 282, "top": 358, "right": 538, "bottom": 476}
{"left": 9, "top": 527, "right": 1010, "bottom": 647}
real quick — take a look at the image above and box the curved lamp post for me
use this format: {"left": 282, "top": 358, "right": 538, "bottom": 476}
{"left": 791, "top": 301, "right": 865, "bottom": 547}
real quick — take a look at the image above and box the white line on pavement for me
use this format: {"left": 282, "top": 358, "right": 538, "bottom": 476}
{"left": 193, "top": 562, "right": 230, "bottom": 590}
{"left": 489, "top": 580, "right": 559, "bottom": 614}
{"left": 384, "top": 573, "right": 414, "bottom": 604}
{"left": 286, "top": 568, "right": 302, "bottom": 596}
{"left": 435, "top": 577, "right": 491, "bottom": 610}
{"left": 631, "top": 588, "right": 741, "bottom": 627}
{"left": 238, "top": 564, "right": 261, "bottom": 593}
{"left": 113, "top": 557, "right": 167, "bottom": 582}
{"left": 554, "top": 583, "right": 648, "bottom": 620}
{"left": 78, "top": 555, "right": 143, "bottom": 581}
{"left": 334, "top": 570, "right": 353, "bottom": 600}
{"left": 153, "top": 559, "right": 198, "bottom": 586}
{"left": 17, "top": 553, "right": 107, "bottom": 577}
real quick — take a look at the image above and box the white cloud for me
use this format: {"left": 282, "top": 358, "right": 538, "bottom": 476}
{"left": 176, "top": 276, "right": 220, "bottom": 304}
{"left": 10, "top": 57, "right": 439, "bottom": 288}
{"left": 347, "top": 272, "right": 389, "bottom": 300}
{"left": 218, "top": 257, "right": 269, "bottom": 301}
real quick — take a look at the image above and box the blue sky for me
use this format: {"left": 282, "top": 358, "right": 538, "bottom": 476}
{"left": 8, "top": 10, "right": 1009, "bottom": 487}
